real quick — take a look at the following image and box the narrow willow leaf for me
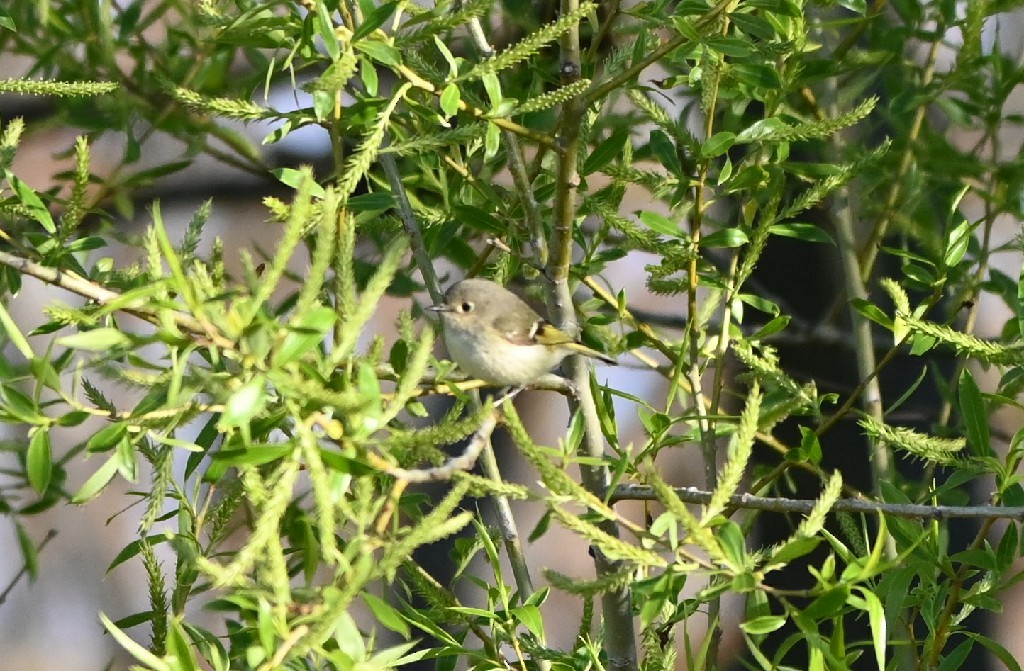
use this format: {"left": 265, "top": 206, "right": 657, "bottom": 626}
{"left": 26, "top": 429, "right": 52, "bottom": 494}
{"left": 362, "top": 592, "right": 412, "bottom": 638}
{"left": 274, "top": 306, "right": 336, "bottom": 367}
{"left": 220, "top": 376, "right": 267, "bottom": 429}
{"left": 440, "top": 83, "right": 461, "bottom": 117}
{"left": 15, "top": 521, "right": 38, "bottom": 580}
{"left": 0, "top": 300, "right": 34, "bottom": 358}
{"left": 958, "top": 368, "right": 991, "bottom": 457}
{"left": 352, "top": 1, "right": 399, "bottom": 40}
{"left": 100, "top": 612, "right": 171, "bottom": 671}
{"left": 699, "top": 227, "right": 748, "bottom": 248}
{"left": 585, "top": 129, "right": 630, "bottom": 176}
{"left": 769, "top": 222, "right": 835, "bottom": 245}
{"left": 354, "top": 39, "right": 402, "bottom": 66}
{"left": 72, "top": 455, "right": 120, "bottom": 503}
{"left": 701, "top": 131, "right": 736, "bottom": 158}
{"left": 740, "top": 615, "right": 787, "bottom": 634}
{"left": 58, "top": 327, "right": 130, "bottom": 351}
{"left": 6, "top": 171, "right": 54, "bottom": 231}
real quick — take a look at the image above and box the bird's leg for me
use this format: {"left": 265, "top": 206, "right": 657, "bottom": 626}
{"left": 495, "top": 385, "right": 525, "bottom": 405}
{"left": 562, "top": 378, "right": 579, "bottom": 399}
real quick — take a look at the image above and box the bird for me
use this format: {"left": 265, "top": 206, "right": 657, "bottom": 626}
{"left": 427, "top": 277, "right": 615, "bottom": 387}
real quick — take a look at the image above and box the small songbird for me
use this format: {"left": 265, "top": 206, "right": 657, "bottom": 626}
{"left": 428, "top": 278, "right": 615, "bottom": 386}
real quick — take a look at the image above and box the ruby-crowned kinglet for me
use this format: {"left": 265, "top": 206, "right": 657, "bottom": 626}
{"left": 428, "top": 278, "right": 615, "bottom": 386}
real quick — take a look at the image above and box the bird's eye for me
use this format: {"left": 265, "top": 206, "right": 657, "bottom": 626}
{"left": 459, "top": 301, "right": 473, "bottom": 313}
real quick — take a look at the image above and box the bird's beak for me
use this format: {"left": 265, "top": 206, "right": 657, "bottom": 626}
{"left": 427, "top": 303, "right": 450, "bottom": 312}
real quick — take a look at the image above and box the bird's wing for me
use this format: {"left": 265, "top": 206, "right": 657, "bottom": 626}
{"left": 491, "top": 312, "right": 542, "bottom": 345}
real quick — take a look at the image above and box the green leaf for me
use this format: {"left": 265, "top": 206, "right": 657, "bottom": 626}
{"left": 647, "top": 130, "right": 681, "bottom": 175}
{"left": 700, "top": 131, "right": 736, "bottom": 158}
{"left": 902, "top": 262, "right": 937, "bottom": 288}
{"left": 273, "top": 168, "right": 327, "bottom": 197}
{"left": 484, "top": 123, "right": 500, "bottom": 159}
{"left": 849, "top": 298, "right": 893, "bottom": 329}
{"left": 638, "top": 210, "right": 680, "bottom": 237}
{"left": 0, "top": 9, "right": 15, "bottom": 31}
{"left": 731, "top": 63, "right": 782, "bottom": 88}
{"left": 959, "top": 368, "right": 991, "bottom": 457}
{"left": 740, "top": 615, "right": 786, "bottom": 634}
{"left": 481, "top": 72, "right": 502, "bottom": 108}
{"left": 964, "top": 632, "right": 1023, "bottom": 671}
{"left": 314, "top": 0, "right": 341, "bottom": 59}
{"left": 700, "top": 227, "right": 748, "bottom": 248}
{"left": 703, "top": 36, "right": 754, "bottom": 57}
{"left": 936, "top": 639, "right": 974, "bottom": 671}
{"left": 749, "top": 315, "right": 790, "bottom": 340}
{"left": 510, "top": 605, "right": 544, "bottom": 639}
{"left": 770, "top": 222, "right": 836, "bottom": 245}
{"left": 996, "top": 521, "right": 1017, "bottom": 573}
{"left": 450, "top": 203, "right": 504, "bottom": 234}
{"left": 211, "top": 443, "right": 294, "bottom": 466}
{"left": 26, "top": 429, "right": 52, "bottom": 494}
{"left": 799, "top": 426, "right": 822, "bottom": 462}
{"left": 356, "top": 363, "right": 381, "bottom": 418}
{"left": 107, "top": 534, "right": 169, "bottom": 572}
{"left": 100, "top": 612, "right": 171, "bottom": 671}
{"left": 275, "top": 306, "right": 336, "bottom": 366}
{"left": 64, "top": 236, "right": 108, "bottom": 253}
{"left": 313, "top": 90, "right": 334, "bottom": 122}
{"left": 5, "top": 171, "right": 55, "bottom": 232}
{"left": 853, "top": 586, "right": 886, "bottom": 671}
{"left": 448, "top": 606, "right": 499, "bottom": 620}
{"left": 440, "top": 83, "right": 461, "bottom": 118}
{"left": 0, "top": 301, "right": 34, "bottom": 359}
{"left": 1018, "top": 265, "right": 1024, "bottom": 342}
{"left": 943, "top": 218, "right": 973, "bottom": 268}
{"left": 352, "top": 1, "right": 399, "bottom": 40}
{"left": 112, "top": 611, "right": 156, "bottom": 629}
{"left": 348, "top": 191, "right": 396, "bottom": 212}
{"left": 56, "top": 410, "right": 90, "bottom": 427}
{"left": 362, "top": 592, "right": 411, "bottom": 637}
{"left": 71, "top": 455, "right": 120, "bottom": 503}
{"left": 87, "top": 422, "right": 128, "bottom": 452}
{"left": 770, "top": 536, "right": 821, "bottom": 564}
{"left": 801, "top": 585, "right": 849, "bottom": 620}
{"left": 584, "top": 129, "right": 630, "bottom": 175}
{"left": 220, "top": 377, "right": 267, "bottom": 429}
{"left": 718, "top": 521, "right": 747, "bottom": 569}
{"left": 730, "top": 11, "right": 778, "bottom": 40}
{"left": 433, "top": 36, "right": 461, "bottom": 78}
{"left": 2, "top": 384, "right": 39, "bottom": 422}
{"left": 15, "top": 522, "right": 38, "bottom": 580}
{"left": 58, "top": 328, "right": 130, "bottom": 351}
{"left": 736, "top": 118, "right": 790, "bottom": 143}
{"left": 361, "top": 57, "right": 379, "bottom": 95}
{"left": 737, "top": 292, "right": 779, "bottom": 316}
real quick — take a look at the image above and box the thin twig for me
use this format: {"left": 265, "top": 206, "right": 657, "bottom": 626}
{"left": 366, "top": 407, "right": 497, "bottom": 482}
{"left": 465, "top": 18, "right": 548, "bottom": 263}
{"left": 549, "top": 1, "right": 637, "bottom": 668}
{"left": 0, "top": 249, "right": 232, "bottom": 349}
{"left": 610, "top": 486, "right": 1024, "bottom": 521}
{"left": 380, "top": 148, "right": 443, "bottom": 304}
{"left": 0, "top": 529, "right": 57, "bottom": 606}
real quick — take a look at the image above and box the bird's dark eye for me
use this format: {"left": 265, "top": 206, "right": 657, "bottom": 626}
{"left": 459, "top": 301, "right": 473, "bottom": 312}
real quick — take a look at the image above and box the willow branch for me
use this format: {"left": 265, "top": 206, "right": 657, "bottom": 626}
{"left": 610, "top": 486, "right": 1024, "bottom": 521}
{"left": 0, "top": 249, "right": 232, "bottom": 349}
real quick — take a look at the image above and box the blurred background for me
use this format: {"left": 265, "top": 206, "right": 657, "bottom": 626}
{"left": 2, "top": 2, "right": 1024, "bottom": 669}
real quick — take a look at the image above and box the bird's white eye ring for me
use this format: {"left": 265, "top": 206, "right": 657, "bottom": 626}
{"left": 459, "top": 301, "right": 473, "bottom": 312}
